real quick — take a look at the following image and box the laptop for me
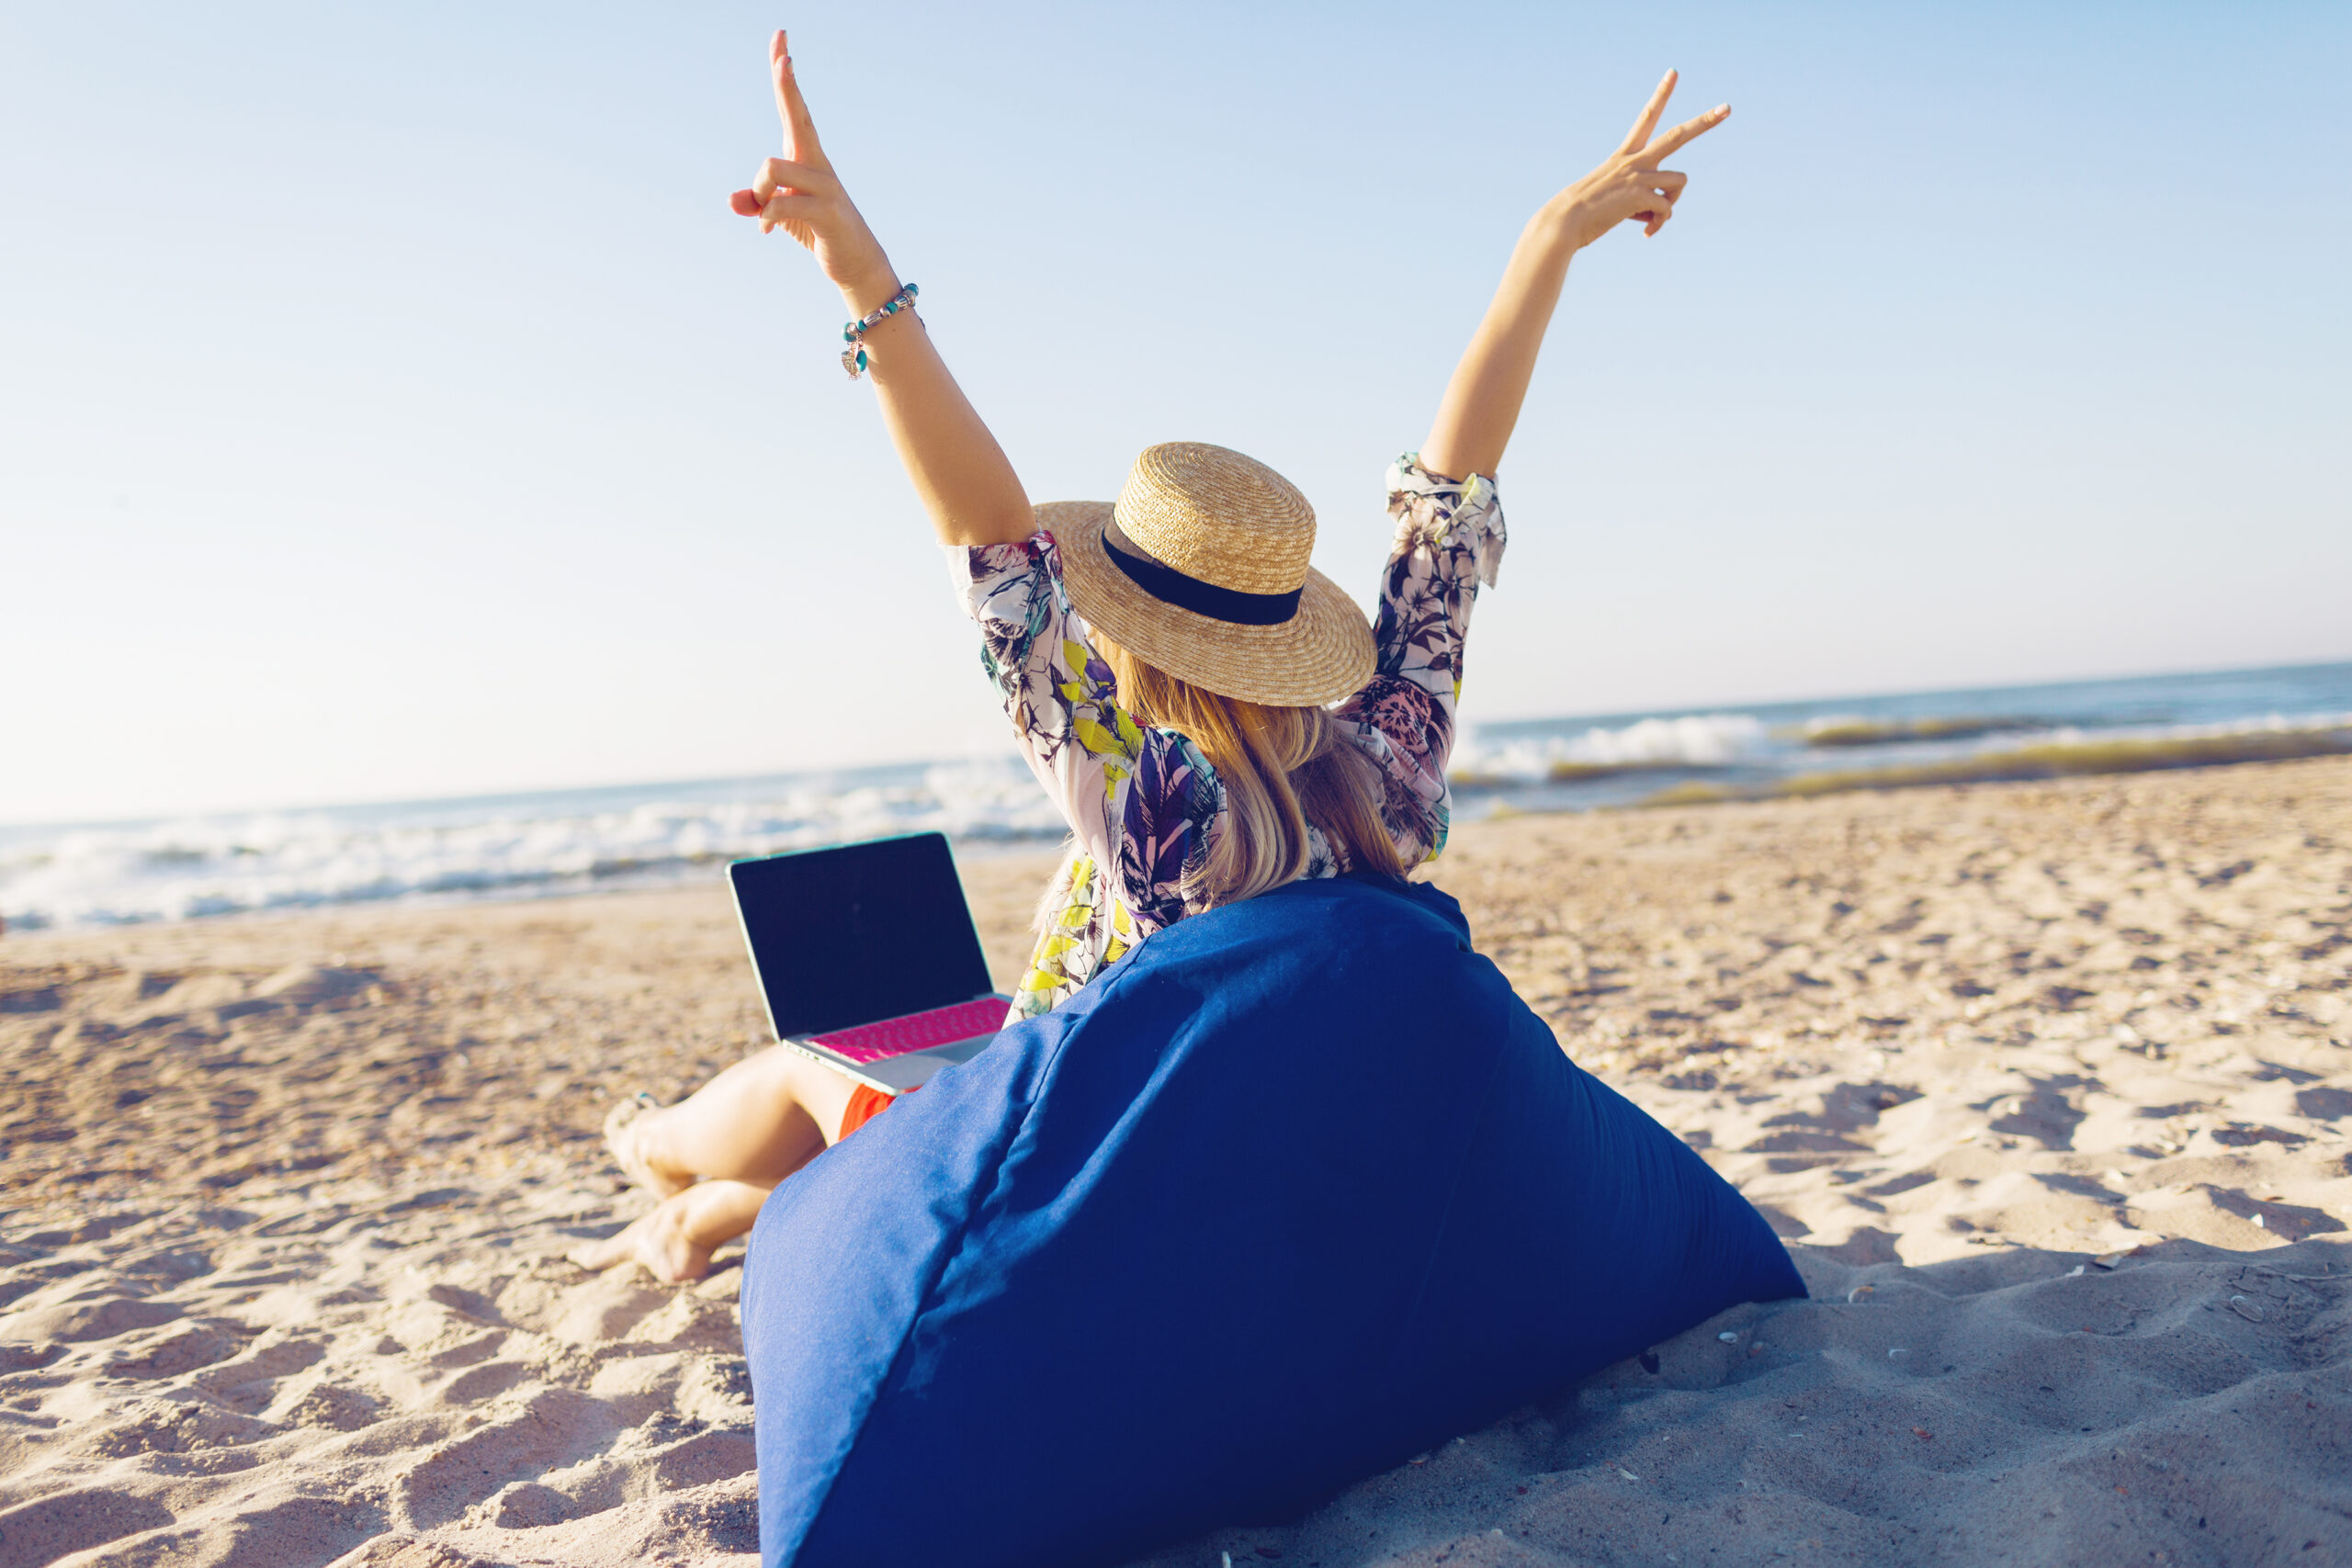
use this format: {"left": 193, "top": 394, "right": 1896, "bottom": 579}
{"left": 729, "top": 831, "right": 1012, "bottom": 1094}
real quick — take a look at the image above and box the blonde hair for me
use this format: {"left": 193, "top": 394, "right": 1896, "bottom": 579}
{"left": 1093, "top": 631, "right": 1405, "bottom": 908}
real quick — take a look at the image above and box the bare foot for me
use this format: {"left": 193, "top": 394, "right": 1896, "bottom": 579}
{"left": 569, "top": 1197, "right": 711, "bottom": 1283}
{"left": 603, "top": 1093, "right": 693, "bottom": 1199}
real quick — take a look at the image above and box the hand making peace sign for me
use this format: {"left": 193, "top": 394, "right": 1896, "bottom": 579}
{"left": 1555, "top": 70, "right": 1730, "bottom": 250}
{"left": 1413, "top": 71, "right": 1728, "bottom": 479}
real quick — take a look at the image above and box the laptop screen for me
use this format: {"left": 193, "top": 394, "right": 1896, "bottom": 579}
{"left": 729, "top": 832, "right": 997, "bottom": 1039}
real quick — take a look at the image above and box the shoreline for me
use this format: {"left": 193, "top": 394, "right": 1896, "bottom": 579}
{"left": 6, "top": 739, "right": 2342, "bottom": 948}
{"left": 11, "top": 656, "right": 2350, "bottom": 938}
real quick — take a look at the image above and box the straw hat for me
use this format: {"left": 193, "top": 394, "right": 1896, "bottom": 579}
{"left": 1048, "top": 442, "right": 1374, "bottom": 708}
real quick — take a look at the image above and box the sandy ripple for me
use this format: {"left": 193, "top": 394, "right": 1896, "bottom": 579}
{"left": 3, "top": 758, "right": 2348, "bottom": 1565}
{"left": 0, "top": 1179, "right": 756, "bottom": 1567}
{"left": 1442, "top": 756, "right": 2352, "bottom": 1269}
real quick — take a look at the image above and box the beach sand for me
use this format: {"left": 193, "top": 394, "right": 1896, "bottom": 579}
{"left": 3, "top": 758, "right": 2346, "bottom": 1565}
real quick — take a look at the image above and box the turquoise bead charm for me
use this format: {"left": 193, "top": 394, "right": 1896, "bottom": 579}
{"left": 841, "top": 283, "right": 919, "bottom": 380}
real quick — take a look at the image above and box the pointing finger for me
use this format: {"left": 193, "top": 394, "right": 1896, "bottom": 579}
{"left": 1645, "top": 104, "right": 1730, "bottom": 160}
{"left": 772, "top": 34, "right": 827, "bottom": 165}
{"left": 1619, "top": 69, "right": 1679, "bottom": 154}
{"left": 767, "top": 30, "right": 790, "bottom": 136}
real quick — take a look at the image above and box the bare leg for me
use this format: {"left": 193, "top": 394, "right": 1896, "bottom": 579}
{"left": 583, "top": 1048, "right": 865, "bottom": 1280}
{"left": 610, "top": 1044, "right": 860, "bottom": 1192}
{"left": 569, "top": 1179, "right": 775, "bottom": 1283}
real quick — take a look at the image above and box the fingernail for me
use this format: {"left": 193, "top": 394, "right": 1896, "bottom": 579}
{"left": 1714, "top": 104, "right": 1731, "bottom": 117}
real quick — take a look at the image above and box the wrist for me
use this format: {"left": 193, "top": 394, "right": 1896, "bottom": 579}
{"left": 834, "top": 252, "right": 901, "bottom": 317}
{"left": 1532, "top": 196, "right": 1600, "bottom": 256}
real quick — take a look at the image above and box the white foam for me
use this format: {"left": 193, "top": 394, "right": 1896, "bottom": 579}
{"left": 1453, "top": 714, "right": 1769, "bottom": 781}
{"left": 0, "top": 760, "right": 1065, "bottom": 931}
{"left": 2030, "top": 709, "right": 2352, "bottom": 746}
{"left": 9, "top": 705, "right": 2344, "bottom": 933}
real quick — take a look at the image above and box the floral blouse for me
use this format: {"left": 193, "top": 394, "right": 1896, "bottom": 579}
{"left": 956, "top": 455, "right": 1506, "bottom": 1021}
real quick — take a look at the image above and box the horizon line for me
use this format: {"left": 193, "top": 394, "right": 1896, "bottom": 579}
{"left": 6, "top": 653, "right": 2348, "bottom": 837}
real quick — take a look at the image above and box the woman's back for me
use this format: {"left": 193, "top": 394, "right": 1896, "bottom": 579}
{"left": 956, "top": 451, "right": 1508, "bottom": 1020}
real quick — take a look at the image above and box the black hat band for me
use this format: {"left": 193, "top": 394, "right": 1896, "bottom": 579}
{"left": 1102, "top": 516, "right": 1304, "bottom": 627}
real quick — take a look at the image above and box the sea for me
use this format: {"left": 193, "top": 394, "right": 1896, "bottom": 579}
{"left": 6, "top": 660, "right": 2348, "bottom": 933}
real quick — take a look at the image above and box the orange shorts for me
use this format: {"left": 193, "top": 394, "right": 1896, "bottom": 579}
{"left": 838, "top": 1081, "right": 917, "bottom": 1141}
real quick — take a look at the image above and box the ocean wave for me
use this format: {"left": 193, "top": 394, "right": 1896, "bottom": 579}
{"left": 1451, "top": 714, "right": 1769, "bottom": 784}
{"left": 1797, "top": 714, "right": 2042, "bottom": 748}
{"left": 1762, "top": 716, "right": 2352, "bottom": 803}
{"left": 2032, "top": 710, "right": 2352, "bottom": 747}
{"left": 0, "top": 761, "right": 1066, "bottom": 931}
{"left": 9, "top": 668, "right": 2347, "bottom": 932}
{"left": 1452, "top": 705, "right": 2352, "bottom": 791}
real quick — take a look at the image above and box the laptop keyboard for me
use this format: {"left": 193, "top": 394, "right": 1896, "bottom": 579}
{"left": 808, "top": 997, "right": 1009, "bottom": 1065}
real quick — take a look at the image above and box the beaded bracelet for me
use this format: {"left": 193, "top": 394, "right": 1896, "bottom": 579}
{"left": 842, "top": 282, "right": 919, "bottom": 378}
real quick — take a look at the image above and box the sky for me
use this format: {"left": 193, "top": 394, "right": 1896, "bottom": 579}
{"left": 3, "top": 1, "right": 2346, "bottom": 826}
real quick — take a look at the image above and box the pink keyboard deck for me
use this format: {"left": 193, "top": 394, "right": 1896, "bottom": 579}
{"left": 808, "top": 997, "right": 1007, "bottom": 1065}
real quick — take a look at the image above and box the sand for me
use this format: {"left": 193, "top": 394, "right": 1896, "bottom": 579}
{"left": 3, "top": 758, "right": 2347, "bottom": 1566}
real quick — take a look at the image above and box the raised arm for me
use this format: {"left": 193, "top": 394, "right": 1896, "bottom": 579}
{"left": 1418, "top": 71, "right": 1728, "bottom": 483}
{"left": 729, "top": 31, "right": 1033, "bottom": 547}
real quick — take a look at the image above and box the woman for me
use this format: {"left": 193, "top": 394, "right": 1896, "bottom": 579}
{"left": 574, "top": 31, "right": 1725, "bottom": 1282}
